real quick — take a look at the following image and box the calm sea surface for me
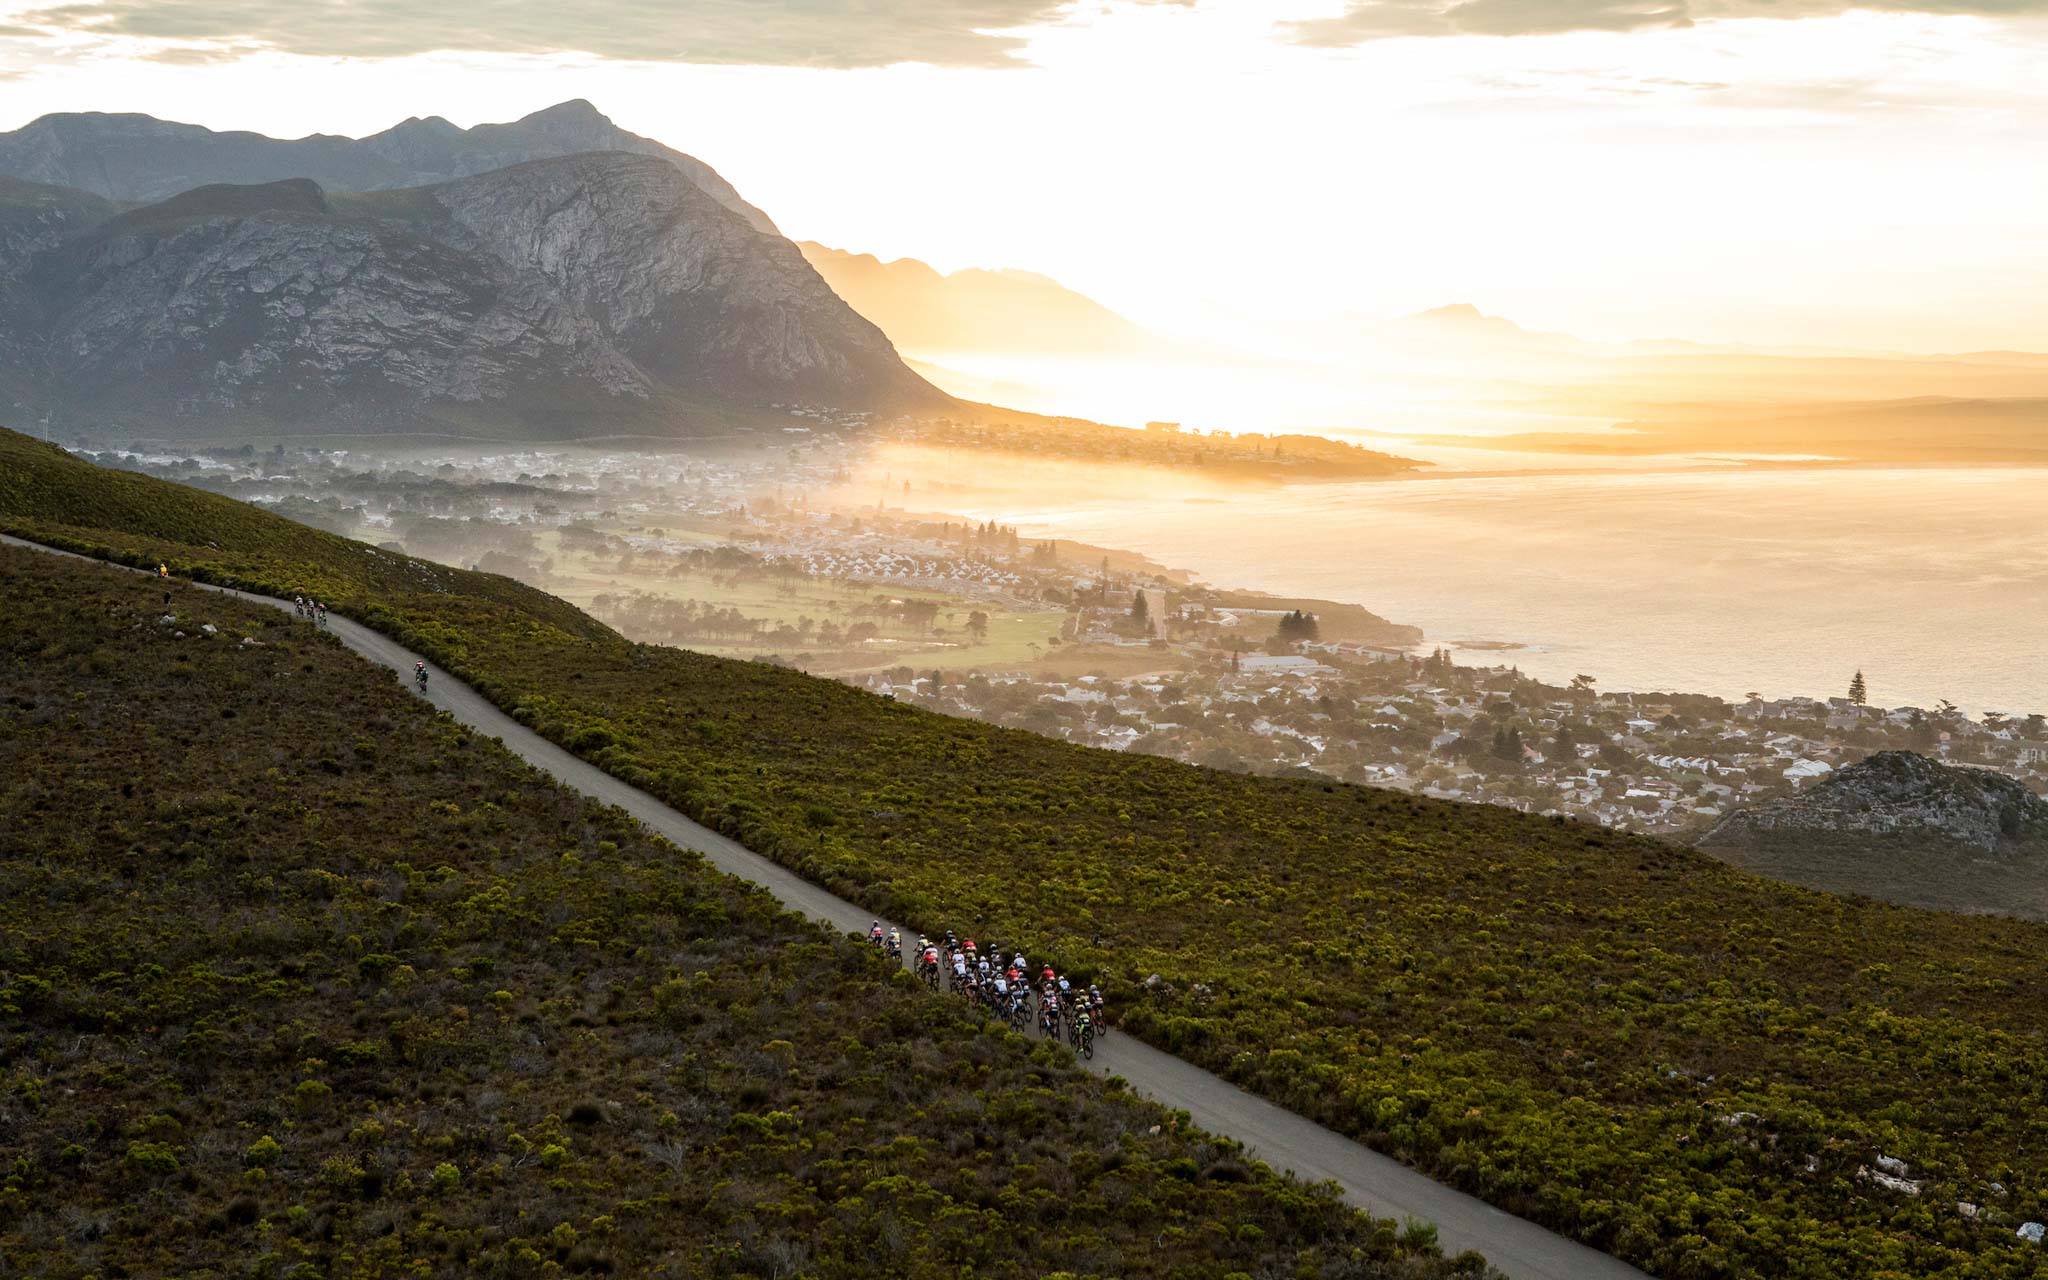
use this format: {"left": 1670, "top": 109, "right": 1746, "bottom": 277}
{"left": 967, "top": 466, "right": 2048, "bottom": 714}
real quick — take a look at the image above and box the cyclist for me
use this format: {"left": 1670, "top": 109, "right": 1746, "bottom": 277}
{"left": 886, "top": 929, "right": 902, "bottom": 959}
{"left": 868, "top": 921, "right": 885, "bottom": 948}
{"left": 414, "top": 661, "right": 429, "bottom": 689}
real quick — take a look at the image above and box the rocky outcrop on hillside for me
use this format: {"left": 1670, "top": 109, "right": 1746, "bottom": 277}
{"left": 0, "top": 100, "right": 777, "bottom": 234}
{"left": 0, "top": 155, "right": 945, "bottom": 441}
{"left": 1702, "top": 751, "right": 2048, "bottom": 855}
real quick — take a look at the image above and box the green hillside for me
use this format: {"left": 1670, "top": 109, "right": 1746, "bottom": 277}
{"left": 6, "top": 426, "right": 2048, "bottom": 1278}
{"left": 0, "top": 544, "right": 1478, "bottom": 1279}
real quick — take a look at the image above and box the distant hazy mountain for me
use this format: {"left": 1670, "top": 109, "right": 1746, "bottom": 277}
{"left": 798, "top": 242, "right": 1150, "bottom": 354}
{"left": 1700, "top": 751, "right": 2048, "bottom": 918}
{"left": 0, "top": 99, "right": 778, "bottom": 235}
{"left": 0, "top": 156, "right": 945, "bottom": 442}
{"left": 1396, "top": 303, "right": 1573, "bottom": 347}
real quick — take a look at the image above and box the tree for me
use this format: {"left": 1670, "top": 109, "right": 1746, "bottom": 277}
{"left": 1907, "top": 708, "right": 1936, "bottom": 748}
{"left": 1848, "top": 671, "right": 1867, "bottom": 705}
{"left": 1570, "top": 674, "right": 1597, "bottom": 696}
{"left": 966, "top": 610, "right": 990, "bottom": 641}
{"left": 1130, "top": 590, "right": 1150, "bottom": 630}
{"left": 1275, "top": 609, "right": 1320, "bottom": 644}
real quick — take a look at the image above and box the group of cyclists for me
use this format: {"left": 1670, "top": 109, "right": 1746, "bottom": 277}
{"left": 288, "top": 590, "right": 427, "bottom": 691}
{"left": 870, "top": 923, "right": 1107, "bottom": 1058}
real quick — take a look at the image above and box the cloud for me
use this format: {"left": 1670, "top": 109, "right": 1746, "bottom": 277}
{"left": 1289, "top": 0, "right": 2047, "bottom": 40}
{"left": 1290, "top": 0, "right": 1688, "bottom": 39}
{"left": 2, "top": 0, "right": 1181, "bottom": 69}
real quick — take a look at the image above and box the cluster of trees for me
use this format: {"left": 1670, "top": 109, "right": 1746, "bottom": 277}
{"left": 586, "top": 589, "right": 991, "bottom": 652}
{"left": 1276, "top": 609, "right": 1321, "bottom": 644}
{"left": 893, "top": 416, "right": 1420, "bottom": 478}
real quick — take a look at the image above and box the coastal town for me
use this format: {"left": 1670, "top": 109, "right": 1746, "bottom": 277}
{"left": 861, "top": 642, "right": 2048, "bottom": 838}
{"left": 85, "top": 435, "right": 2048, "bottom": 840}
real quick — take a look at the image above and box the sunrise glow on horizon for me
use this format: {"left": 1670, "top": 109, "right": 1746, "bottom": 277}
{"left": 1, "top": 0, "right": 2042, "bottom": 354}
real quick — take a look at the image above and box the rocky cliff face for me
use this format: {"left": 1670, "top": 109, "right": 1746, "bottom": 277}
{"left": 0, "top": 100, "right": 777, "bottom": 235}
{"left": 1, "top": 155, "right": 945, "bottom": 441}
{"left": 1703, "top": 751, "right": 2048, "bottom": 855}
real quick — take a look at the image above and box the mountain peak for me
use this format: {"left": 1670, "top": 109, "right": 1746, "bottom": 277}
{"left": 1410, "top": 302, "right": 1523, "bottom": 332}
{"left": 387, "top": 114, "right": 463, "bottom": 138}
{"left": 521, "top": 99, "right": 608, "bottom": 126}
{"left": 1419, "top": 302, "right": 1486, "bottom": 322}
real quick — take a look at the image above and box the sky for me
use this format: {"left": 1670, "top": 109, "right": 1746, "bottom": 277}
{"left": 0, "top": 0, "right": 2043, "bottom": 351}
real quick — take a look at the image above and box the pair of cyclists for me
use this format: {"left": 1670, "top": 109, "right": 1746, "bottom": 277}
{"left": 868, "top": 922, "right": 902, "bottom": 958}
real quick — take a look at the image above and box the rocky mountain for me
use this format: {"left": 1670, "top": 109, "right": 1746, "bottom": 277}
{"left": 798, "top": 241, "right": 1150, "bottom": 354}
{"left": 0, "top": 100, "right": 777, "bottom": 234}
{"left": 0, "top": 155, "right": 947, "bottom": 441}
{"left": 1699, "top": 751, "right": 2048, "bottom": 917}
{"left": 1704, "top": 751, "right": 2048, "bottom": 854}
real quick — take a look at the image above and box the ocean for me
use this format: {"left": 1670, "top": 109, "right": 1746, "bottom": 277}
{"left": 953, "top": 465, "right": 2048, "bottom": 715}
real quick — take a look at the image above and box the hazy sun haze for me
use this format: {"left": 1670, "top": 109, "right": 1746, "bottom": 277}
{"left": 2, "top": 0, "right": 2043, "bottom": 354}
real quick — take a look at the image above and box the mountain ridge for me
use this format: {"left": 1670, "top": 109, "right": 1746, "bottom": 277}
{"left": 798, "top": 239, "right": 1151, "bottom": 355}
{"left": 0, "top": 99, "right": 778, "bottom": 234}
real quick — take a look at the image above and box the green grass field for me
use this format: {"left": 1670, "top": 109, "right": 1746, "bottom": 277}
{"left": 7, "top": 426, "right": 2048, "bottom": 1279}
{"left": 0, "top": 541, "right": 1481, "bottom": 1280}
